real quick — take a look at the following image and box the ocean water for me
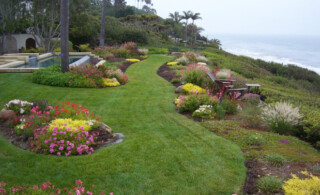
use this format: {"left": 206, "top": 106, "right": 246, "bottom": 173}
{"left": 211, "top": 34, "right": 320, "bottom": 74}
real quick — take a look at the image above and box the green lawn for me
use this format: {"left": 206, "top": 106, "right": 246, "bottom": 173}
{"left": 0, "top": 55, "right": 246, "bottom": 194}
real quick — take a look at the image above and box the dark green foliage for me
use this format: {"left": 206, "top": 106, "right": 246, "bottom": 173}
{"left": 300, "top": 110, "right": 320, "bottom": 149}
{"left": 171, "top": 78, "right": 181, "bottom": 83}
{"left": 265, "top": 153, "right": 286, "bottom": 167}
{"left": 32, "top": 99, "right": 49, "bottom": 111}
{"left": 215, "top": 104, "right": 226, "bottom": 119}
{"left": 148, "top": 47, "right": 169, "bottom": 54}
{"left": 221, "top": 99, "right": 237, "bottom": 114}
{"left": 257, "top": 176, "right": 282, "bottom": 193}
{"left": 178, "top": 94, "right": 217, "bottom": 112}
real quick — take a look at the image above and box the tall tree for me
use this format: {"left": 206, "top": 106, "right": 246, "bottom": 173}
{"left": 190, "top": 12, "right": 201, "bottom": 45}
{"left": 169, "top": 11, "right": 182, "bottom": 24}
{"left": 181, "top": 10, "right": 191, "bottom": 44}
{"left": 99, "top": 0, "right": 107, "bottom": 48}
{"left": 31, "top": 0, "right": 61, "bottom": 52}
{"left": 61, "top": 0, "right": 70, "bottom": 73}
{"left": 114, "top": 0, "right": 126, "bottom": 9}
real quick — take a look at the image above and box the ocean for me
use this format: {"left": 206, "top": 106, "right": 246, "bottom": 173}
{"left": 210, "top": 34, "right": 320, "bottom": 75}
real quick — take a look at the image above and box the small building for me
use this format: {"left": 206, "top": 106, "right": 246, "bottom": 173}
{"left": 0, "top": 34, "right": 41, "bottom": 54}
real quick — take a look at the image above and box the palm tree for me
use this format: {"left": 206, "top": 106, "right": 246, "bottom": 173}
{"left": 60, "top": 0, "right": 69, "bottom": 73}
{"left": 194, "top": 26, "right": 204, "bottom": 45}
{"left": 99, "top": 0, "right": 107, "bottom": 48}
{"left": 181, "top": 10, "right": 192, "bottom": 44}
{"left": 169, "top": 11, "right": 182, "bottom": 24}
{"left": 190, "top": 12, "right": 202, "bottom": 45}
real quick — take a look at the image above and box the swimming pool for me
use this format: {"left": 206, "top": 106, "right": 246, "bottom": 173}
{"left": 12, "top": 56, "right": 86, "bottom": 68}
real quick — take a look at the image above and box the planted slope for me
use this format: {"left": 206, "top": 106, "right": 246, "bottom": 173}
{"left": 0, "top": 55, "right": 245, "bottom": 194}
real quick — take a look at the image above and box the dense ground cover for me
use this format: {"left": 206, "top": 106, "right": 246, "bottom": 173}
{"left": 0, "top": 55, "right": 246, "bottom": 194}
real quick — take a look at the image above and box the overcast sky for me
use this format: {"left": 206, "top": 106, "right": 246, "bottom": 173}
{"left": 125, "top": 0, "right": 320, "bottom": 38}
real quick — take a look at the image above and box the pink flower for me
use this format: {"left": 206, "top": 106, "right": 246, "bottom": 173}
{"left": 75, "top": 180, "right": 83, "bottom": 186}
{"left": 65, "top": 151, "right": 71, "bottom": 157}
{"left": 66, "top": 128, "right": 71, "bottom": 131}
{"left": 53, "top": 127, "right": 58, "bottom": 131}
{"left": 33, "top": 185, "right": 38, "bottom": 190}
{"left": 87, "top": 191, "right": 93, "bottom": 195}
{"left": 44, "top": 140, "right": 48, "bottom": 144}
{"left": 50, "top": 143, "right": 56, "bottom": 148}
{"left": 79, "top": 126, "right": 84, "bottom": 130}
{"left": 59, "top": 146, "right": 64, "bottom": 151}
{"left": 0, "top": 188, "right": 6, "bottom": 193}
{"left": 50, "top": 149, "right": 55, "bottom": 153}
{"left": 57, "top": 152, "right": 61, "bottom": 156}
{"left": 0, "top": 181, "right": 6, "bottom": 187}
{"left": 60, "top": 140, "right": 64, "bottom": 144}
{"left": 67, "top": 146, "right": 71, "bottom": 151}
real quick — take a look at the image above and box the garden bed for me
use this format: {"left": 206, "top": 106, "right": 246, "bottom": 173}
{"left": 157, "top": 63, "right": 182, "bottom": 87}
{"left": 0, "top": 100, "right": 122, "bottom": 156}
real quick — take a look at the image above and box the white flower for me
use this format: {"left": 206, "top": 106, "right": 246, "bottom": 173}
{"left": 20, "top": 108, "right": 24, "bottom": 114}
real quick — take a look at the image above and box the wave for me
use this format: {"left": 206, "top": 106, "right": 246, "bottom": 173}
{"left": 224, "top": 48, "right": 320, "bottom": 75}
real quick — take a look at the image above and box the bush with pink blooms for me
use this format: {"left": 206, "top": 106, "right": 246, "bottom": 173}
{"left": 181, "top": 64, "right": 212, "bottom": 88}
{"left": 93, "top": 42, "right": 141, "bottom": 60}
{"left": 0, "top": 179, "right": 113, "bottom": 195}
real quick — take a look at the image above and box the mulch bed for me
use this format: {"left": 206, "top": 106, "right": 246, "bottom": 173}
{"left": 157, "top": 63, "right": 182, "bottom": 87}
{"left": 242, "top": 159, "right": 320, "bottom": 194}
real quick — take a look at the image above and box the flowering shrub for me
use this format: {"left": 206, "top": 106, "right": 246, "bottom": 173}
{"left": 53, "top": 101, "right": 100, "bottom": 121}
{"left": 196, "top": 55, "right": 208, "bottom": 63}
{"left": 216, "top": 69, "right": 231, "bottom": 79}
{"left": 262, "top": 101, "right": 303, "bottom": 135}
{"left": 138, "top": 48, "right": 148, "bottom": 55}
{"left": 192, "top": 105, "right": 216, "bottom": 119}
{"left": 182, "top": 83, "right": 206, "bottom": 95}
{"left": 197, "top": 62, "right": 207, "bottom": 66}
{"left": 176, "top": 56, "right": 189, "bottom": 65}
{"left": 93, "top": 42, "right": 140, "bottom": 59}
{"left": 181, "top": 64, "right": 212, "bottom": 88}
{"left": 126, "top": 58, "right": 140, "bottom": 63}
{"left": 0, "top": 179, "right": 113, "bottom": 194}
{"left": 282, "top": 171, "right": 320, "bottom": 195}
{"left": 49, "top": 118, "right": 91, "bottom": 133}
{"left": 167, "top": 61, "right": 178, "bottom": 66}
{"left": 5, "top": 100, "right": 33, "bottom": 115}
{"left": 102, "top": 78, "right": 120, "bottom": 87}
{"left": 175, "top": 94, "right": 218, "bottom": 112}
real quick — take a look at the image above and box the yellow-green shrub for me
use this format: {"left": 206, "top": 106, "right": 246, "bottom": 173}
{"left": 182, "top": 83, "right": 206, "bottom": 94}
{"left": 49, "top": 118, "right": 91, "bottom": 132}
{"left": 167, "top": 61, "right": 178, "bottom": 66}
{"left": 102, "top": 78, "right": 120, "bottom": 87}
{"left": 126, "top": 58, "right": 140, "bottom": 63}
{"left": 283, "top": 171, "right": 320, "bottom": 195}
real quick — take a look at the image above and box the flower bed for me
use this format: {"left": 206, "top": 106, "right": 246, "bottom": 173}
{"left": 0, "top": 100, "right": 119, "bottom": 156}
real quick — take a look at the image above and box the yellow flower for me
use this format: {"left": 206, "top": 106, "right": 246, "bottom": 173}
{"left": 49, "top": 118, "right": 91, "bottom": 132}
{"left": 167, "top": 61, "right": 178, "bottom": 66}
{"left": 182, "top": 83, "right": 206, "bottom": 94}
{"left": 102, "top": 78, "right": 120, "bottom": 87}
{"left": 126, "top": 58, "right": 140, "bottom": 63}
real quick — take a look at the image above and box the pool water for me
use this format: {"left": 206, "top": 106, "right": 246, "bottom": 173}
{"left": 13, "top": 56, "right": 98, "bottom": 68}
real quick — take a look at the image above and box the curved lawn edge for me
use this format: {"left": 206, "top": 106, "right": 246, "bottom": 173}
{"left": 0, "top": 55, "right": 246, "bottom": 194}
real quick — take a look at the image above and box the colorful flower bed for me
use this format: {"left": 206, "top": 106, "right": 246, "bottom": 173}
{"left": 1, "top": 100, "right": 117, "bottom": 156}
{"left": 0, "top": 179, "right": 113, "bottom": 195}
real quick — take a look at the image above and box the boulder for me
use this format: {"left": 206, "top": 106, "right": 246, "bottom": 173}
{"left": 99, "top": 122, "right": 113, "bottom": 134}
{"left": 175, "top": 85, "right": 184, "bottom": 93}
{"left": 112, "top": 78, "right": 118, "bottom": 82}
{"left": 0, "top": 109, "right": 16, "bottom": 122}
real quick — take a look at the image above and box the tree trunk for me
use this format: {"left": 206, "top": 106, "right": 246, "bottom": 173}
{"left": 185, "top": 22, "right": 188, "bottom": 46}
{"left": 99, "top": 0, "right": 107, "bottom": 48}
{"left": 60, "top": 0, "right": 69, "bottom": 73}
{"left": 191, "top": 21, "right": 194, "bottom": 45}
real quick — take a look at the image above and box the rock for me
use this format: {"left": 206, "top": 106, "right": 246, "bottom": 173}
{"left": 112, "top": 78, "right": 118, "bottom": 82}
{"left": 99, "top": 122, "right": 113, "bottom": 134}
{"left": 0, "top": 109, "right": 16, "bottom": 122}
{"left": 175, "top": 85, "right": 184, "bottom": 93}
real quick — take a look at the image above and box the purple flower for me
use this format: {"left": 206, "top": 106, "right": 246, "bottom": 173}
{"left": 279, "top": 139, "right": 290, "bottom": 144}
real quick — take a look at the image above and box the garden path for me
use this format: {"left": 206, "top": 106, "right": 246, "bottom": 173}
{"left": 0, "top": 55, "right": 246, "bottom": 194}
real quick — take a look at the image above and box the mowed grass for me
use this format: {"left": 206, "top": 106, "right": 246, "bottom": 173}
{"left": 0, "top": 55, "right": 246, "bottom": 194}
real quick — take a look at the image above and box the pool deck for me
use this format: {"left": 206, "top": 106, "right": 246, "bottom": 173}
{"left": 0, "top": 52, "right": 103, "bottom": 73}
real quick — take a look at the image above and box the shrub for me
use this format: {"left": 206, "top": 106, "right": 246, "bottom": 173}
{"left": 192, "top": 105, "right": 216, "bottom": 119}
{"left": 262, "top": 101, "right": 303, "bottom": 135}
{"left": 78, "top": 43, "right": 91, "bottom": 52}
{"left": 169, "top": 65, "right": 186, "bottom": 70}
{"left": 240, "top": 104, "right": 264, "bottom": 128}
{"left": 240, "top": 93, "right": 261, "bottom": 106}
{"left": 148, "top": 47, "right": 168, "bottom": 54}
{"left": 171, "top": 78, "right": 181, "bottom": 83}
{"left": 215, "top": 104, "right": 226, "bottom": 119}
{"left": 257, "top": 176, "right": 282, "bottom": 193}
{"left": 181, "top": 64, "right": 212, "bottom": 88}
{"left": 176, "top": 56, "right": 189, "bottom": 65}
{"left": 247, "top": 134, "right": 266, "bottom": 145}
{"left": 138, "top": 48, "right": 148, "bottom": 55}
{"left": 216, "top": 69, "right": 232, "bottom": 79}
{"left": 5, "top": 100, "right": 33, "bottom": 115}
{"left": 265, "top": 153, "right": 286, "bottom": 167}
{"left": 221, "top": 99, "right": 238, "bottom": 114}
{"left": 182, "top": 83, "right": 206, "bottom": 95}
{"left": 184, "top": 52, "right": 197, "bottom": 62}
{"left": 282, "top": 171, "right": 320, "bottom": 195}
{"left": 196, "top": 55, "right": 208, "bottom": 63}
{"left": 302, "top": 110, "right": 320, "bottom": 148}
{"left": 312, "top": 166, "right": 320, "bottom": 173}
{"left": 175, "top": 94, "right": 218, "bottom": 112}
{"left": 167, "top": 61, "right": 178, "bottom": 66}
